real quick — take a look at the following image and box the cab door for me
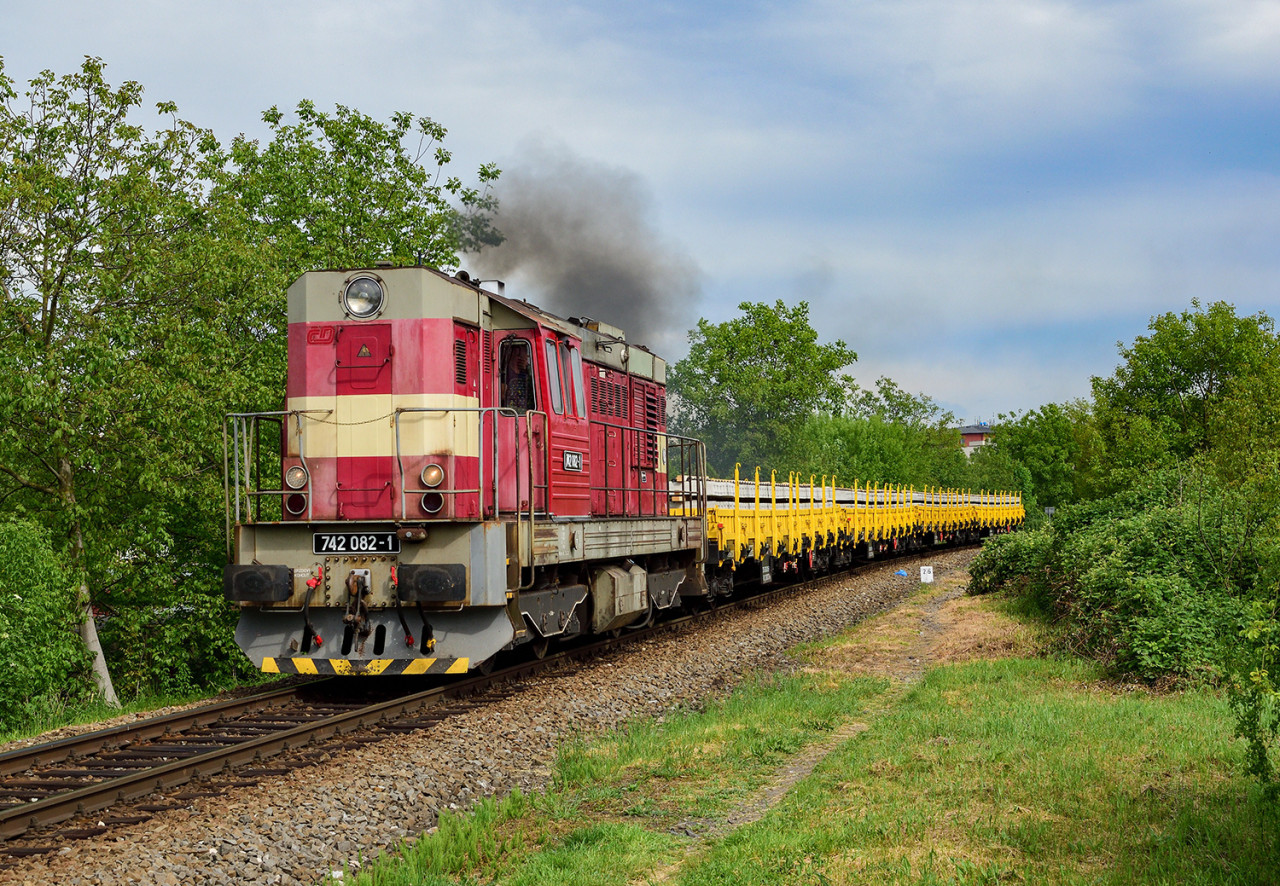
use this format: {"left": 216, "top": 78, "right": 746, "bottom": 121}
{"left": 542, "top": 335, "right": 590, "bottom": 517}
{"left": 491, "top": 334, "right": 546, "bottom": 515}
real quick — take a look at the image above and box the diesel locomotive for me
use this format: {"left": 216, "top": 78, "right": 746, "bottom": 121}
{"left": 223, "top": 265, "right": 1023, "bottom": 675}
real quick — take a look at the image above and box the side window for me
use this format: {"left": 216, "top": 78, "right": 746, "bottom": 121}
{"left": 555, "top": 343, "right": 586, "bottom": 419}
{"left": 499, "top": 339, "right": 534, "bottom": 414}
{"left": 544, "top": 340, "right": 564, "bottom": 415}
{"left": 568, "top": 346, "right": 587, "bottom": 417}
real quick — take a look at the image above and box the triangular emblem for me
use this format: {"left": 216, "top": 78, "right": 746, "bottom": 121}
{"left": 357, "top": 344, "right": 372, "bottom": 358}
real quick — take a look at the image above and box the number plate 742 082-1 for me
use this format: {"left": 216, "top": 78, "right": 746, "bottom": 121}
{"left": 312, "top": 532, "right": 401, "bottom": 555}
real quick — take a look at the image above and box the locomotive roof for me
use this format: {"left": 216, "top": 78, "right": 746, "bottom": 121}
{"left": 297, "top": 264, "right": 666, "bottom": 384}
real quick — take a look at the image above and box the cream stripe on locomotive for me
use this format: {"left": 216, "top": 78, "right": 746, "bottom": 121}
{"left": 261, "top": 656, "right": 471, "bottom": 676}
{"left": 285, "top": 393, "right": 482, "bottom": 459}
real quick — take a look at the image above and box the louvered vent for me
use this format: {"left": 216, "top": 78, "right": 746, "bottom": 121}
{"left": 643, "top": 389, "right": 660, "bottom": 466}
{"left": 454, "top": 339, "right": 467, "bottom": 385}
{"left": 483, "top": 330, "right": 492, "bottom": 367}
{"left": 590, "top": 377, "right": 633, "bottom": 419}
{"left": 615, "top": 382, "right": 628, "bottom": 418}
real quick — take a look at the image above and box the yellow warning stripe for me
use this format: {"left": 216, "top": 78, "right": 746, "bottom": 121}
{"left": 261, "top": 656, "right": 470, "bottom": 676}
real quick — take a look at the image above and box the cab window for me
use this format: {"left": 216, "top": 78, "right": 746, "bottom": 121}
{"left": 499, "top": 339, "right": 535, "bottom": 414}
{"left": 544, "top": 340, "right": 564, "bottom": 415}
{"left": 562, "top": 342, "right": 587, "bottom": 417}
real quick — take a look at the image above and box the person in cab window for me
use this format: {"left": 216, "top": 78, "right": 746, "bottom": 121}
{"left": 502, "top": 344, "right": 533, "bottom": 414}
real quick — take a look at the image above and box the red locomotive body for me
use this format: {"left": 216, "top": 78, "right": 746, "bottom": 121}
{"left": 224, "top": 266, "right": 706, "bottom": 674}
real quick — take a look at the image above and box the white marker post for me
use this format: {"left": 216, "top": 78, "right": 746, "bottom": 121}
{"left": 920, "top": 566, "right": 934, "bottom": 584}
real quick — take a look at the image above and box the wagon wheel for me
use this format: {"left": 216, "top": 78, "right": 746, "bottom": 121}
{"left": 531, "top": 637, "right": 550, "bottom": 660}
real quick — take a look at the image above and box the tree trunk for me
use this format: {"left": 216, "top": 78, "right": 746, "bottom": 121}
{"left": 60, "top": 456, "right": 120, "bottom": 707}
{"left": 79, "top": 586, "right": 119, "bottom": 707}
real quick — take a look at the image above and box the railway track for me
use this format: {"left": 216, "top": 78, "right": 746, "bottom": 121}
{"left": 0, "top": 547, "right": 950, "bottom": 858}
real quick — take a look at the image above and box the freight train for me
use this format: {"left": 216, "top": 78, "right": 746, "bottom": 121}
{"left": 223, "top": 265, "right": 1023, "bottom": 675}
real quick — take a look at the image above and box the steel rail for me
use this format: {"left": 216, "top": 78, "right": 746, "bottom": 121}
{"left": 0, "top": 680, "right": 465, "bottom": 842}
{"left": 0, "top": 683, "right": 317, "bottom": 779}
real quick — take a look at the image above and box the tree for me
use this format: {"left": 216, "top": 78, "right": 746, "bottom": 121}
{"left": 0, "top": 57, "right": 248, "bottom": 703}
{"left": 226, "top": 101, "right": 500, "bottom": 276}
{"left": 667, "top": 301, "right": 855, "bottom": 474}
{"left": 0, "top": 519, "right": 92, "bottom": 728}
{"left": 972, "top": 301, "right": 1280, "bottom": 782}
{"left": 985, "top": 401, "right": 1095, "bottom": 508}
{"left": 846, "top": 376, "right": 955, "bottom": 428}
{"left": 1092, "top": 300, "right": 1277, "bottom": 468}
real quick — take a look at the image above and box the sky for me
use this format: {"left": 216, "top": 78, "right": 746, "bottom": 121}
{"left": 5, "top": 0, "right": 1279, "bottom": 421}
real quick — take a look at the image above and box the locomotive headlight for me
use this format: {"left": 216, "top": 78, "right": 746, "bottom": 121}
{"left": 342, "top": 276, "right": 385, "bottom": 318}
{"left": 285, "top": 465, "right": 309, "bottom": 489}
{"left": 420, "top": 463, "right": 445, "bottom": 488}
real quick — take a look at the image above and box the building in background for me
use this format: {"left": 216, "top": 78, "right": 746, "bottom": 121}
{"left": 958, "top": 422, "right": 992, "bottom": 458}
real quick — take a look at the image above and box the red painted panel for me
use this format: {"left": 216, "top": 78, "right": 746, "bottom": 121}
{"left": 286, "top": 455, "right": 485, "bottom": 522}
{"left": 394, "top": 318, "right": 472, "bottom": 398}
{"left": 585, "top": 362, "right": 630, "bottom": 516}
{"left": 281, "top": 457, "right": 338, "bottom": 521}
{"left": 541, "top": 334, "right": 590, "bottom": 517}
{"left": 287, "top": 322, "right": 336, "bottom": 398}
{"left": 335, "top": 325, "right": 392, "bottom": 396}
{"left": 288, "top": 318, "right": 463, "bottom": 398}
{"left": 401, "top": 454, "right": 482, "bottom": 521}
{"left": 548, "top": 423, "right": 591, "bottom": 516}
{"left": 453, "top": 323, "right": 480, "bottom": 399}
{"left": 336, "top": 456, "right": 395, "bottom": 520}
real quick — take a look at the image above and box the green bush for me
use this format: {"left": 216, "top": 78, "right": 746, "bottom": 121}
{"left": 101, "top": 587, "right": 253, "bottom": 698}
{"left": 969, "top": 528, "right": 1053, "bottom": 600}
{"left": 0, "top": 520, "right": 94, "bottom": 729}
{"left": 971, "top": 471, "right": 1260, "bottom": 685}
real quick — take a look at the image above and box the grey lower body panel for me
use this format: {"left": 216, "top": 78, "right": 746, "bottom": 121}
{"left": 529, "top": 516, "right": 702, "bottom": 566}
{"left": 234, "top": 605, "right": 514, "bottom": 671}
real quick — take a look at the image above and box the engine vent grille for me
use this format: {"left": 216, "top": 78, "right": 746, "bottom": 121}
{"left": 454, "top": 339, "right": 468, "bottom": 385}
{"left": 590, "top": 377, "right": 629, "bottom": 419}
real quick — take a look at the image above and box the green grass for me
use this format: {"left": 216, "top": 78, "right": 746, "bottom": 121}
{"left": 0, "top": 688, "right": 231, "bottom": 745}
{"left": 349, "top": 640, "right": 1277, "bottom": 886}
{"left": 678, "top": 658, "right": 1277, "bottom": 885}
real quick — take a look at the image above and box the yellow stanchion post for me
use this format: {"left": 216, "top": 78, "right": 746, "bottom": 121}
{"left": 770, "top": 469, "right": 778, "bottom": 560}
{"left": 753, "top": 466, "right": 761, "bottom": 560}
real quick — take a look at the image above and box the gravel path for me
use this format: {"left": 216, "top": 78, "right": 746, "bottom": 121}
{"left": 0, "top": 550, "right": 975, "bottom": 886}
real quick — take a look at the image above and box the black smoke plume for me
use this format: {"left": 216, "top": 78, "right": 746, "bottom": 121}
{"left": 464, "top": 142, "right": 700, "bottom": 357}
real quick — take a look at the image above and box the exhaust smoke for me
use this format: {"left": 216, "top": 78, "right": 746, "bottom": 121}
{"left": 465, "top": 141, "right": 700, "bottom": 356}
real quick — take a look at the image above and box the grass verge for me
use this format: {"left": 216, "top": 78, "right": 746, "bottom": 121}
{"left": 349, "top": 588, "right": 1279, "bottom": 886}
{"left": 0, "top": 689, "right": 230, "bottom": 746}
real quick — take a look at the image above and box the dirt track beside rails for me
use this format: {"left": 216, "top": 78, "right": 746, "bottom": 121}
{"left": 1, "top": 549, "right": 982, "bottom": 886}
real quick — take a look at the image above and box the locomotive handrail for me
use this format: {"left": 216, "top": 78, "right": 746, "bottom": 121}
{"left": 223, "top": 409, "right": 332, "bottom": 555}
{"left": 391, "top": 405, "right": 546, "bottom": 587}
{"left": 393, "top": 405, "right": 508, "bottom": 520}
{"left": 224, "top": 403, "right": 551, "bottom": 584}
{"left": 585, "top": 418, "right": 706, "bottom": 520}
{"left": 523, "top": 409, "right": 550, "bottom": 588}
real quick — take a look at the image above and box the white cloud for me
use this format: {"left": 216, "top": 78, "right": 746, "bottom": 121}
{"left": 6, "top": 0, "right": 1278, "bottom": 420}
